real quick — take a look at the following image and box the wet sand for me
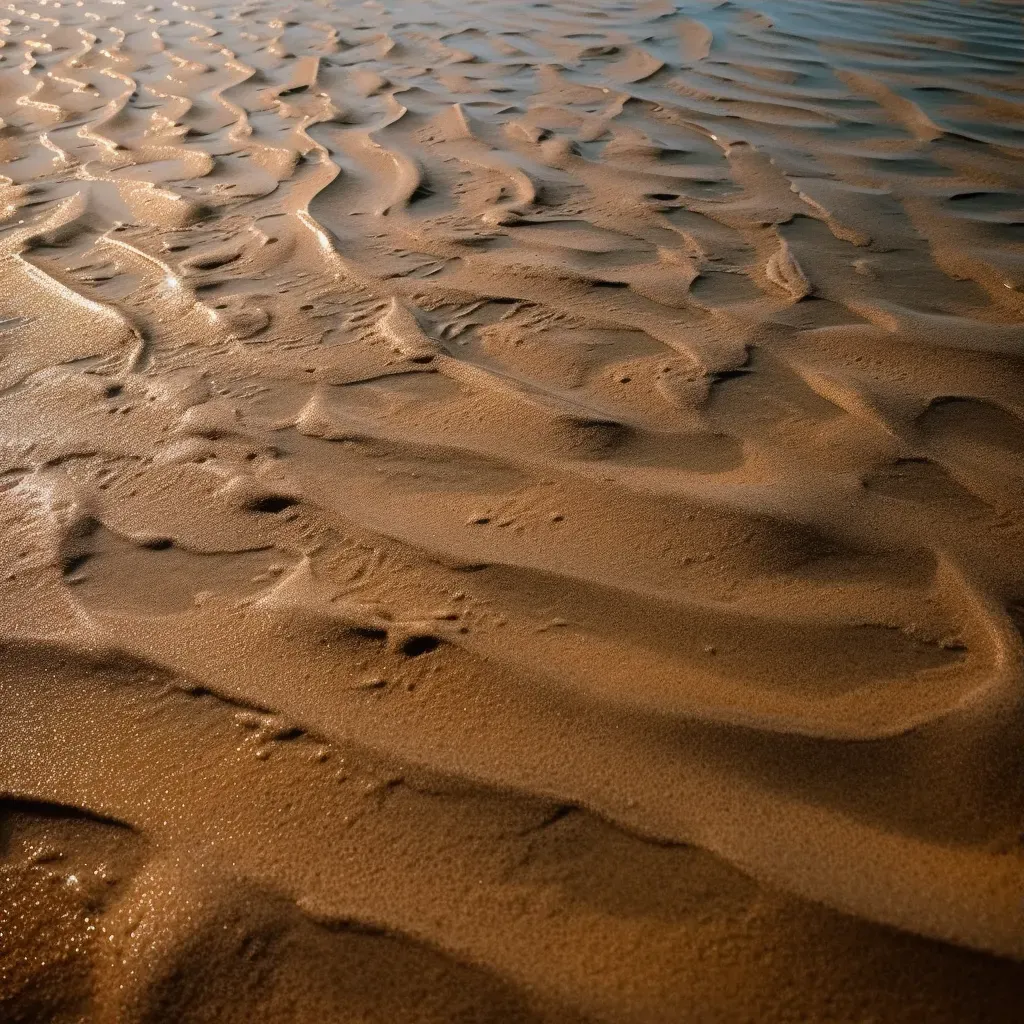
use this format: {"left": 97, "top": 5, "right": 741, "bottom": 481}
{"left": 2, "top": 0, "right": 1024, "bottom": 1019}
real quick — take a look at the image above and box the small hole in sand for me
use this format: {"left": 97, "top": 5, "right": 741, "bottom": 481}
{"left": 249, "top": 495, "right": 297, "bottom": 514}
{"left": 401, "top": 635, "right": 440, "bottom": 657}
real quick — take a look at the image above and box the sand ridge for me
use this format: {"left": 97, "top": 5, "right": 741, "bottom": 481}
{"left": 1, "top": 0, "right": 1023, "bottom": 1019}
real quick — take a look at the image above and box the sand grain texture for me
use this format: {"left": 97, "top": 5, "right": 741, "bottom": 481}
{"left": 1, "top": 0, "right": 1024, "bottom": 1020}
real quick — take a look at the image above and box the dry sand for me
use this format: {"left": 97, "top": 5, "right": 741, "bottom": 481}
{"left": 1, "top": 0, "right": 1024, "bottom": 1019}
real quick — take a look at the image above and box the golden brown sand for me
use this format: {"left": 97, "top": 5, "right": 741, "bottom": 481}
{"left": 1, "top": 0, "right": 1024, "bottom": 1019}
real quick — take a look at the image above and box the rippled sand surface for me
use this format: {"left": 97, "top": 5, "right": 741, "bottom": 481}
{"left": 2, "top": 0, "right": 1024, "bottom": 1019}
